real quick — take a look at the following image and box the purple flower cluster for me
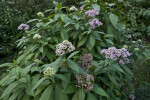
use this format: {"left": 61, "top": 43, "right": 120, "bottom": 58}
{"left": 129, "top": 94, "right": 135, "bottom": 100}
{"left": 18, "top": 23, "right": 29, "bottom": 30}
{"left": 89, "top": 18, "right": 103, "bottom": 29}
{"left": 85, "top": 9, "right": 99, "bottom": 17}
{"left": 76, "top": 74, "right": 94, "bottom": 91}
{"left": 79, "top": 54, "right": 93, "bottom": 73}
{"left": 55, "top": 40, "right": 75, "bottom": 56}
{"left": 101, "top": 47, "right": 131, "bottom": 64}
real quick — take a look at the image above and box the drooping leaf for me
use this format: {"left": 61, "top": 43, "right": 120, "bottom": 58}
{"left": 32, "top": 77, "right": 45, "bottom": 90}
{"left": 0, "top": 63, "right": 13, "bottom": 68}
{"left": 1, "top": 82, "right": 18, "bottom": 98}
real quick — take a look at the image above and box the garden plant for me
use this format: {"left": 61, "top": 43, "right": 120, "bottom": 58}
{"left": 0, "top": 0, "right": 150, "bottom": 100}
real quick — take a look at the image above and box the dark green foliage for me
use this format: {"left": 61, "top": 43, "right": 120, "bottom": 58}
{"left": 120, "top": 0, "right": 150, "bottom": 39}
{"left": 134, "top": 82, "right": 150, "bottom": 100}
{"left": 0, "top": 0, "right": 56, "bottom": 55}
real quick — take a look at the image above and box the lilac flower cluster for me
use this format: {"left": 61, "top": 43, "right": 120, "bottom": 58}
{"left": 101, "top": 47, "right": 131, "bottom": 64}
{"left": 85, "top": 9, "right": 99, "bottom": 17}
{"left": 55, "top": 40, "right": 75, "bottom": 56}
{"left": 18, "top": 23, "right": 29, "bottom": 30}
{"left": 89, "top": 18, "right": 103, "bottom": 29}
{"left": 129, "top": 94, "right": 135, "bottom": 100}
{"left": 79, "top": 54, "right": 93, "bottom": 73}
{"left": 76, "top": 74, "right": 94, "bottom": 91}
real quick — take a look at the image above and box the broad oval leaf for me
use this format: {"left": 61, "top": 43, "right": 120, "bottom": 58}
{"left": 67, "top": 59, "right": 85, "bottom": 75}
{"left": 109, "top": 13, "right": 118, "bottom": 27}
{"left": 92, "top": 84, "right": 108, "bottom": 97}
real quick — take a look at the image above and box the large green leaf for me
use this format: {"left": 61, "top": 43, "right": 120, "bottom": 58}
{"left": 92, "top": 84, "right": 108, "bottom": 97}
{"left": 90, "top": 35, "right": 96, "bottom": 49}
{"left": 8, "top": 89, "right": 22, "bottom": 100}
{"left": 72, "top": 90, "right": 79, "bottom": 100}
{"left": 61, "top": 29, "right": 69, "bottom": 40}
{"left": 68, "top": 51, "right": 80, "bottom": 59}
{"left": 86, "top": 35, "right": 95, "bottom": 51}
{"left": 87, "top": 92, "right": 97, "bottom": 100}
{"left": 0, "top": 74, "right": 11, "bottom": 85}
{"left": 40, "top": 85, "right": 53, "bottom": 100}
{"left": 107, "top": 73, "right": 119, "bottom": 88}
{"left": 112, "top": 64, "right": 124, "bottom": 73}
{"left": 75, "top": 23, "right": 80, "bottom": 30}
{"left": 78, "top": 36, "right": 87, "bottom": 47}
{"left": 79, "top": 88, "right": 85, "bottom": 100}
{"left": 55, "top": 74, "right": 70, "bottom": 83}
{"left": 67, "top": 59, "right": 85, "bottom": 75}
{"left": 109, "top": 13, "right": 118, "bottom": 27}
{"left": 121, "top": 65, "right": 132, "bottom": 75}
{"left": 105, "top": 39, "right": 114, "bottom": 45}
{"left": 63, "top": 85, "right": 78, "bottom": 94}
{"left": 55, "top": 86, "right": 68, "bottom": 100}
{"left": 21, "top": 63, "right": 34, "bottom": 76}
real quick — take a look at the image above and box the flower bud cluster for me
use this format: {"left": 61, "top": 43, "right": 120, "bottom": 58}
{"left": 33, "top": 34, "right": 41, "bottom": 39}
{"left": 89, "top": 18, "right": 103, "bottom": 29}
{"left": 76, "top": 74, "right": 94, "bottom": 91}
{"left": 101, "top": 47, "right": 131, "bottom": 64}
{"left": 37, "top": 12, "right": 44, "bottom": 17}
{"left": 69, "top": 6, "right": 78, "bottom": 11}
{"left": 55, "top": 40, "right": 75, "bottom": 56}
{"left": 44, "top": 67, "right": 56, "bottom": 77}
{"left": 18, "top": 23, "right": 29, "bottom": 30}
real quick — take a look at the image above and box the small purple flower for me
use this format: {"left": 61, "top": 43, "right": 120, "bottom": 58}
{"left": 127, "top": 35, "right": 132, "bottom": 38}
{"left": 85, "top": 9, "right": 99, "bottom": 17}
{"left": 18, "top": 23, "right": 29, "bottom": 30}
{"left": 119, "top": 59, "right": 125, "bottom": 64}
{"left": 80, "top": 5, "right": 85, "bottom": 10}
{"left": 124, "top": 58, "right": 130, "bottom": 63}
{"left": 129, "top": 94, "right": 135, "bottom": 100}
{"left": 89, "top": 18, "right": 103, "bottom": 29}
